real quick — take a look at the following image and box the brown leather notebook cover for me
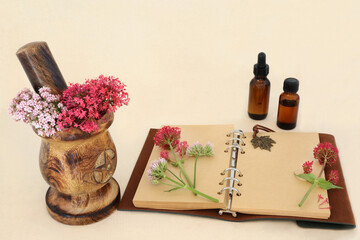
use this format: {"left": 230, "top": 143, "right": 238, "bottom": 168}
{"left": 118, "top": 129, "right": 355, "bottom": 229}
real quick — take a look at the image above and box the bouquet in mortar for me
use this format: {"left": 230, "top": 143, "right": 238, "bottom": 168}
{"left": 148, "top": 126, "right": 219, "bottom": 203}
{"left": 9, "top": 75, "right": 129, "bottom": 136}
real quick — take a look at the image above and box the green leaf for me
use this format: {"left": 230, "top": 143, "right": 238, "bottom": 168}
{"left": 296, "top": 173, "right": 316, "bottom": 183}
{"left": 165, "top": 187, "right": 182, "bottom": 192}
{"left": 317, "top": 178, "right": 343, "bottom": 190}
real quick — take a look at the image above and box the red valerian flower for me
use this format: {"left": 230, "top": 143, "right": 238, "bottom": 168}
{"left": 313, "top": 142, "right": 338, "bottom": 166}
{"left": 176, "top": 141, "right": 189, "bottom": 157}
{"left": 317, "top": 194, "right": 324, "bottom": 203}
{"left": 302, "top": 161, "right": 314, "bottom": 174}
{"left": 160, "top": 150, "right": 170, "bottom": 161}
{"left": 57, "top": 75, "right": 129, "bottom": 133}
{"left": 153, "top": 126, "right": 181, "bottom": 150}
{"left": 298, "top": 142, "right": 342, "bottom": 207}
{"left": 328, "top": 170, "right": 340, "bottom": 185}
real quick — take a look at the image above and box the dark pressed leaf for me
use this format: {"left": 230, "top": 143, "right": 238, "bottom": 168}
{"left": 251, "top": 135, "right": 276, "bottom": 151}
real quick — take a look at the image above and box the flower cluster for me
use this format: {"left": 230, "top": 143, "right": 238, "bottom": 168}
{"left": 57, "top": 75, "right": 129, "bottom": 133}
{"left": 313, "top": 142, "right": 339, "bottom": 166}
{"left": 302, "top": 161, "right": 313, "bottom": 174}
{"left": 328, "top": 170, "right": 339, "bottom": 185}
{"left": 148, "top": 126, "right": 218, "bottom": 203}
{"left": 153, "top": 126, "right": 181, "bottom": 150}
{"left": 297, "top": 142, "right": 342, "bottom": 207}
{"left": 187, "top": 142, "right": 214, "bottom": 157}
{"left": 160, "top": 150, "right": 170, "bottom": 161}
{"left": 147, "top": 158, "right": 168, "bottom": 184}
{"left": 9, "top": 87, "right": 63, "bottom": 137}
{"left": 176, "top": 141, "right": 188, "bottom": 157}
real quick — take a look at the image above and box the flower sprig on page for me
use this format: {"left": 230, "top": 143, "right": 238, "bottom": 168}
{"left": 296, "top": 142, "right": 343, "bottom": 207}
{"left": 148, "top": 126, "right": 219, "bottom": 203}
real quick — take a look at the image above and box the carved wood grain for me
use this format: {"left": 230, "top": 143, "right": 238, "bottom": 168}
{"left": 46, "top": 179, "right": 120, "bottom": 225}
{"left": 39, "top": 112, "right": 120, "bottom": 225}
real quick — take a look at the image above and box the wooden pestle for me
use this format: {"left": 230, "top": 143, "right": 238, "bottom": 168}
{"left": 16, "top": 41, "right": 68, "bottom": 95}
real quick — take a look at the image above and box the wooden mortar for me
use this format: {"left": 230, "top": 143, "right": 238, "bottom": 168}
{"left": 16, "top": 42, "right": 120, "bottom": 225}
{"left": 39, "top": 112, "right": 120, "bottom": 225}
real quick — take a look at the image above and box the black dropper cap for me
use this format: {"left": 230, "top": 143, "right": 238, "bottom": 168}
{"left": 253, "top": 52, "right": 269, "bottom": 77}
{"left": 283, "top": 78, "right": 299, "bottom": 93}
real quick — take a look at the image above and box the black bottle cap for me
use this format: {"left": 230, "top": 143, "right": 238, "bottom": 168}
{"left": 253, "top": 52, "right": 269, "bottom": 77}
{"left": 283, "top": 78, "right": 299, "bottom": 93}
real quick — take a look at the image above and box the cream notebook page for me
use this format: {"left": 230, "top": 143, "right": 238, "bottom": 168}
{"left": 133, "top": 125, "right": 233, "bottom": 210}
{"left": 231, "top": 132, "right": 330, "bottom": 219}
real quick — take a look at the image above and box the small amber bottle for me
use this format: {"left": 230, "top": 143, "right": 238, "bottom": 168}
{"left": 277, "top": 78, "right": 300, "bottom": 130}
{"left": 248, "top": 52, "right": 270, "bottom": 120}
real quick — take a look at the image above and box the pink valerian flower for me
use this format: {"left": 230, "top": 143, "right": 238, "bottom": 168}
{"left": 9, "top": 87, "right": 63, "bottom": 137}
{"left": 160, "top": 150, "right": 170, "bottom": 161}
{"left": 328, "top": 170, "right": 340, "bottom": 185}
{"left": 203, "top": 142, "right": 215, "bottom": 156}
{"left": 39, "top": 87, "right": 61, "bottom": 102}
{"left": 302, "top": 161, "right": 314, "bottom": 174}
{"left": 176, "top": 141, "right": 189, "bottom": 157}
{"left": 147, "top": 158, "right": 168, "bottom": 184}
{"left": 313, "top": 142, "right": 338, "bottom": 166}
{"left": 187, "top": 142, "right": 214, "bottom": 157}
{"left": 57, "top": 75, "right": 129, "bottom": 133}
{"left": 187, "top": 142, "right": 202, "bottom": 157}
{"left": 153, "top": 126, "right": 181, "bottom": 150}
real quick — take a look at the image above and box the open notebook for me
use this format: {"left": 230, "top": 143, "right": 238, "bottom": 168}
{"left": 132, "top": 125, "right": 330, "bottom": 219}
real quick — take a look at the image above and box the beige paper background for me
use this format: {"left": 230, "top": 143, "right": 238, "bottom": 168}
{"left": 0, "top": 1, "right": 359, "bottom": 239}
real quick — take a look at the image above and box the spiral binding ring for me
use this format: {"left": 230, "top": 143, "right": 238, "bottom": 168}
{"left": 224, "top": 145, "right": 245, "bottom": 154}
{"left": 217, "top": 187, "right": 241, "bottom": 196}
{"left": 220, "top": 167, "right": 243, "bottom": 177}
{"left": 225, "top": 138, "right": 245, "bottom": 146}
{"left": 219, "top": 177, "right": 242, "bottom": 186}
{"left": 219, "top": 209, "right": 237, "bottom": 217}
{"left": 226, "top": 130, "right": 246, "bottom": 138}
{"left": 218, "top": 129, "right": 245, "bottom": 218}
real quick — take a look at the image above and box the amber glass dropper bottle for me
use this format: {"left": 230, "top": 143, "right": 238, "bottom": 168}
{"left": 248, "top": 52, "right": 270, "bottom": 120}
{"left": 277, "top": 78, "right": 300, "bottom": 130}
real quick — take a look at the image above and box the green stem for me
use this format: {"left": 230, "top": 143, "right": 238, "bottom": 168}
{"left": 299, "top": 158, "right": 329, "bottom": 207}
{"left": 159, "top": 181, "right": 181, "bottom": 188}
{"left": 168, "top": 141, "right": 180, "bottom": 162}
{"left": 317, "top": 159, "right": 327, "bottom": 179}
{"left": 167, "top": 169, "right": 185, "bottom": 185}
{"left": 169, "top": 143, "right": 194, "bottom": 188}
{"left": 180, "top": 155, "right": 185, "bottom": 164}
{"left": 193, "top": 154, "right": 199, "bottom": 189}
{"left": 168, "top": 159, "right": 177, "bottom": 166}
{"left": 184, "top": 186, "right": 219, "bottom": 203}
{"left": 299, "top": 180, "right": 318, "bottom": 207}
{"left": 165, "top": 176, "right": 184, "bottom": 187}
